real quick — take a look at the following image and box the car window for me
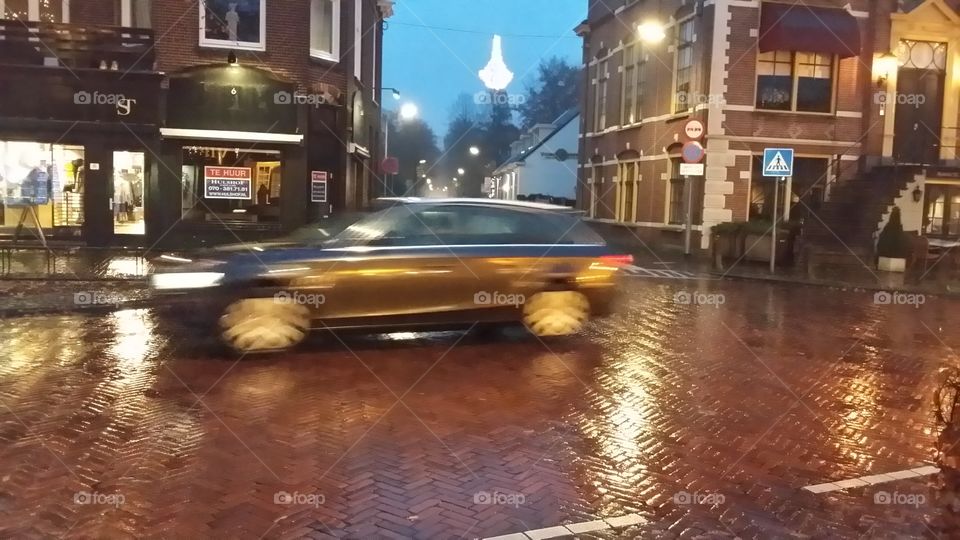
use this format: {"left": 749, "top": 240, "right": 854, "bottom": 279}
{"left": 326, "top": 204, "right": 605, "bottom": 248}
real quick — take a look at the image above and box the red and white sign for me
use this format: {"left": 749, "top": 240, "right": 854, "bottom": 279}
{"left": 381, "top": 157, "right": 399, "bottom": 175}
{"left": 684, "top": 119, "right": 705, "bottom": 140}
{"left": 204, "top": 166, "right": 252, "bottom": 200}
{"left": 311, "top": 171, "right": 328, "bottom": 203}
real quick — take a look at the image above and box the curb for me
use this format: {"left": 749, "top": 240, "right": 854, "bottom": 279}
{"left": 712, "top": 270, "right": 960, "bottom": 298}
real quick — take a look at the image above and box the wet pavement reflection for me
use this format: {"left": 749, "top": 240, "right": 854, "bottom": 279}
{"left": 0, "top": 278, "right": 954, "bottom": 538}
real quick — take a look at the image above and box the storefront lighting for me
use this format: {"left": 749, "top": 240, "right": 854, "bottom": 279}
{"left": 637, "top": 21, "right": 666, "bottom": 44}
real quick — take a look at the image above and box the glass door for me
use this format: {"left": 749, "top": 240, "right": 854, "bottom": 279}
{"left": 112, "top": 151, "right": 146, "bottom": 235}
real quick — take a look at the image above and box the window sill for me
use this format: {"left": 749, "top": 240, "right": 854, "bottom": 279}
{"left": 310, "top": 51, "right": 339, "bottom": 64}
{"left": 753, "top": 108, "right": 836, "bottom": 118}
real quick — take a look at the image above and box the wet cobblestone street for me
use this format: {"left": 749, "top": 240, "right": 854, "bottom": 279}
{"left": 0, "top": 277, "right": 954, "bottom": 538}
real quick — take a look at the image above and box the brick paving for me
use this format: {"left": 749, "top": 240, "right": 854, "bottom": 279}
{"left": 0, "top": 278, "right": 954, "bottom": 538}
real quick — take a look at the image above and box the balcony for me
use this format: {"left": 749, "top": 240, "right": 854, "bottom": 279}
{"left": 0, "top": 18, "right": 155, "bottom": 72}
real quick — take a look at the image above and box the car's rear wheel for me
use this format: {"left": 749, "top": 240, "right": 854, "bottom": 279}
{"left": 219, "top": 298, "right": 310, "bottom": 353}
{"left": 522, "top": 291, "right": 590, "bottom": 336}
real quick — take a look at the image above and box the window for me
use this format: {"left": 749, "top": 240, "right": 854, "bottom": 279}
{"left": 0, "top": 141, "right": 85, "bottom": 230}
{"left": 636, "top": 50, "right": 646, "bottom": 119}
{"left": 667, "top": 158, "right": 703, "bottom": 225}
{"left": 353, "top": 0, "right": 362, "bottom": 79}
{"left": 594, "top": 60, "right": 609, "bottom": 131}
{"left": 616, "top": 162, "right": 638, "bottom": 222}
{"left": 756, "top": 51, "right": 835, "bottom": 113}
{"left": 311, "top": 0, "right": 340, "bottom": 61}
{"left": 622, "top": 45, "right": 636, "bottom": 125}
{"left": 589, "top": 165, "right": 601, "bottom": 218}
{"left": 1, "top": 0, "right": 68, "bottom": 22}
{"left": 674, "top": 19, "right": 694, "bottom": 113}
{"left": 337, "top": 205, "right": 603, "bottom": 247}
{"left": 180, "top": 146, "right": 283, "bottom": 225}
{"left": 199, "top": 0, "right": 266, "bottom": 51}
{"left": 117, "top": 0, "right": 151, "bottom": 28}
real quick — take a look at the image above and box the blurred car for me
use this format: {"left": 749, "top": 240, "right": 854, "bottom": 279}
{"left": 150, "top": 198, "right": 632, "bottom": 353}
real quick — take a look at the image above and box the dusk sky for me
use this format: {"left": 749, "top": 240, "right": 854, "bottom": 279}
{"left": 381, "top": 0, "right": 585, "bottom": 143}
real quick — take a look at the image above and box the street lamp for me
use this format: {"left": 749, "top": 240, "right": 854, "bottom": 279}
{"left": 457, "top": 168, "right": 465, "bottom": 175}
{"left": 637, "top": 21, "right": 666, "bottom": 44}
{"left": 377, "top": 87, "right": 402, "bottom": 100}
{"left": 400, "top": 102, "right": 419, "bottom": 120}
{"left": 469, "top": 146, "right": 480, "bottom": 156}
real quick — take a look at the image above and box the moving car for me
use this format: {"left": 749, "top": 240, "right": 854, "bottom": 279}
{"left": 150, "top": 199, "right": 632, "bottom": 353}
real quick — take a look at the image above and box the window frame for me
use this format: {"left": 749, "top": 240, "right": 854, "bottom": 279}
{"left": 1, "top": 0, "right": 70, "bottom": 22}
{"left": 353, "top": 0, "right": 362, "bottom": 80}
{"left": 310, "top": 0, "right": 341, "bottom": 62}
{"left": 595, "top": 60, "right": 609, "bottom": 132}
{"left": 118, "top": 0, "right": 150, "bottom": 28}
{"left": 616, "top": 161, "right": 638, "bottom": 223}
{"left": 755, "top": 50, "right": 838, "bottom": 114}
{"left": 673, "top": 19, "right": 695, "bottom": 114}
{"left": 621, "top": 45, "right": 636, "bottom": 126}
{"left": 198, "top": 0, "right": 266, "bottom": 52}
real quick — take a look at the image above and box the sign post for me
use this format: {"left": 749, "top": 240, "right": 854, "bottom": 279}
{"left": 681, "top": 134, "right": 706, "bottom": 256}
{"left": 762, "top": 148, "right": 794, "bottom": 273}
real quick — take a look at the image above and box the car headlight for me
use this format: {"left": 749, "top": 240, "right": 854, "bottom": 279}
{"left": 150, "top": 272, "right": 225, "bottom": 290}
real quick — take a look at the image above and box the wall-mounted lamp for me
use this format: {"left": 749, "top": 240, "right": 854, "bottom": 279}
{"left": 876, "top": 52, "right": 897, "bottom": 87}
{"left": 637, "top": 21, "right": 667, "bottom": 44}
{"left": 913, "top": 185, "right": 923, "bottom": 203}
{"left": 227, "top": 51, "right": 238, "bottom": 65}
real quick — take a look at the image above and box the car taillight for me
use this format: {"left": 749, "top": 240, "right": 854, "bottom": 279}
{"left": 597, "top": 254, "right": 634, "bottom": 267}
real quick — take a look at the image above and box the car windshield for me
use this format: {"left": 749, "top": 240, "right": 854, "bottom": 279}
{"left": 323, "top": 204, "right": 603, "bottom": 248}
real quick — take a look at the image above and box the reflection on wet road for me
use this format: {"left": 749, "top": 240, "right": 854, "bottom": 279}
{"left": 0, "top": 279, "right": 954, "bottom": 538}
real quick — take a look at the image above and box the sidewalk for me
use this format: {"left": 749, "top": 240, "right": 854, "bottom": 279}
{"left": 0, "top": 280, "right": 152, "bottom": 316}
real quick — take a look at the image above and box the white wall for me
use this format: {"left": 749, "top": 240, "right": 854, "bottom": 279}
{"left": 876, "top": 173, "right": 925, "bottom": 238}
{"left": 515, "top": 116, "right": 579, "bottom": 200}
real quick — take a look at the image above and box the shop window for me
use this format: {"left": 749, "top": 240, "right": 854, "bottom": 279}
{"left": 0, "top": 141, "right": 85, "bottom": 232}
{"left": 756, "top": 51, "right": 835, "bottom": 113}
{"left": 199, "top": 0, "right": 266, "bottom": 51}
{"left": 674, "top": 19, "right": 694, "bottom": 113}
{"left": 113, "top": 151, "right": 145, "bottom": 235}
{"left": 310, "top": 0, "right": 340, "bottom": 61}
{"left": 180, "top": 146, "right": 283, "bottom": 226}
{"left": 923, "top": 184, "right": 960, "bottom": 237}
{"left": 117, "top": 0, "right": 151, "bottom": 28}
{"left": 2, "top": 0, "right": 68, "bottom": 22}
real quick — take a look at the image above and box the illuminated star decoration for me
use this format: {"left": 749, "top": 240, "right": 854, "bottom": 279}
{"left": 479, "top": 35, "right": 514, "bottom": 91}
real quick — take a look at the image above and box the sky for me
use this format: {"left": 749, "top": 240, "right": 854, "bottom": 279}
{"left": 381, "top": 0, "right": 585, "bottom": 142}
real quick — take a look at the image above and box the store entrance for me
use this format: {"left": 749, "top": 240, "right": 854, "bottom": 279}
{"left": 112, "top": 151, "right": 146, "bottom": 235}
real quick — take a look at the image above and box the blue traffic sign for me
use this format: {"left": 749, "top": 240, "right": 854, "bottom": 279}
{"left": 762, "top": 148, "right": 794, "bottom": 177}
{"left": 681, "top": 141, "right": 705, "bottom": 164}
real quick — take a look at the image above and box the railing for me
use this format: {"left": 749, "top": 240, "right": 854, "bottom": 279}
{"left": 0, "top": 18, "right": 154, "bottom": 72}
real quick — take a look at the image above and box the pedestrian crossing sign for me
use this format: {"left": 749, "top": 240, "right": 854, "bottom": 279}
{"left": 762, "top": 148, "right": 794, "bottom": 177}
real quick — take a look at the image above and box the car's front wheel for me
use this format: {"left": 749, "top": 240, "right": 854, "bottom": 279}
{"left": 522, "top": 291, "right": 590, "bottom": 336}
{"left": 219, "top": 298, "right": 310, "bottom": 353}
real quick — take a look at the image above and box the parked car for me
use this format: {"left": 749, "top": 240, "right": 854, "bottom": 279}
{"left": 150, "top": 199, "right": 631, "bottom": 353}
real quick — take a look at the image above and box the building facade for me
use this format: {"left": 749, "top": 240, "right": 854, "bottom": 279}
{"left": 489, "top": 109, "right": 579, "bottom": 204}
{"left": 577, "top": 0, "right": 960, "bottom": 254}
{"left": 0, "top": 0, "right": 392, "bottom": 247}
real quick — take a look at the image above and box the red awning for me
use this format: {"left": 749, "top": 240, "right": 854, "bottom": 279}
{"left": 759, "top": 3, "right": 861, "bottom": 58}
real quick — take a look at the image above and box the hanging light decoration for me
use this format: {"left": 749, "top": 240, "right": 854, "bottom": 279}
{"left": 479, "top": 35, "right": 514, "bottom": 91}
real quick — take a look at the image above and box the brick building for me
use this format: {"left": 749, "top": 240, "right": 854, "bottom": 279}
{"left": 577, "top": 0, "right": 960, "bottom": 256}
{"left": 0, "top": 0, "right": 392, "bottom": 247}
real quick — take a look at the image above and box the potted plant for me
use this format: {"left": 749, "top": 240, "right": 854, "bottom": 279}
{"left": 877, "top": 206, "right": 910, "bottom": 272}
{"left": 711, "top": 222, "right": 743, "bottom": 269}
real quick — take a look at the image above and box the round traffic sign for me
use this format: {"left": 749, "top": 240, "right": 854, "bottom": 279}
{"left": 684, "top": 119, "right": 705, "bottom": 140}
{"left": 381, "top": 157, "right": 399, "bottom": 175}
{"left": 681, "top": 141, "right": 705, "bottom": 164}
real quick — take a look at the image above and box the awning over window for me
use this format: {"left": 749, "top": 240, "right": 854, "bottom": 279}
{"left": 759, "top": 3, "right": 861, "bottom": 58}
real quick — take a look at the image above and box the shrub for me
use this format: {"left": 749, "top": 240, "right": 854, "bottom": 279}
{"left": 877, "top": 207, "right": 911, "bottom": 259}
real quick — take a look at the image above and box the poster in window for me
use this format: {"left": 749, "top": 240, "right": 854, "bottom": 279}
{"left": 204, "top": 166, "right": 252, "bottom": 200}
{"left": 199, "top": 0, "right": 266, "bottom": 51}
{"left": 311, "top": 171, "right": 328, "bottom": 203}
